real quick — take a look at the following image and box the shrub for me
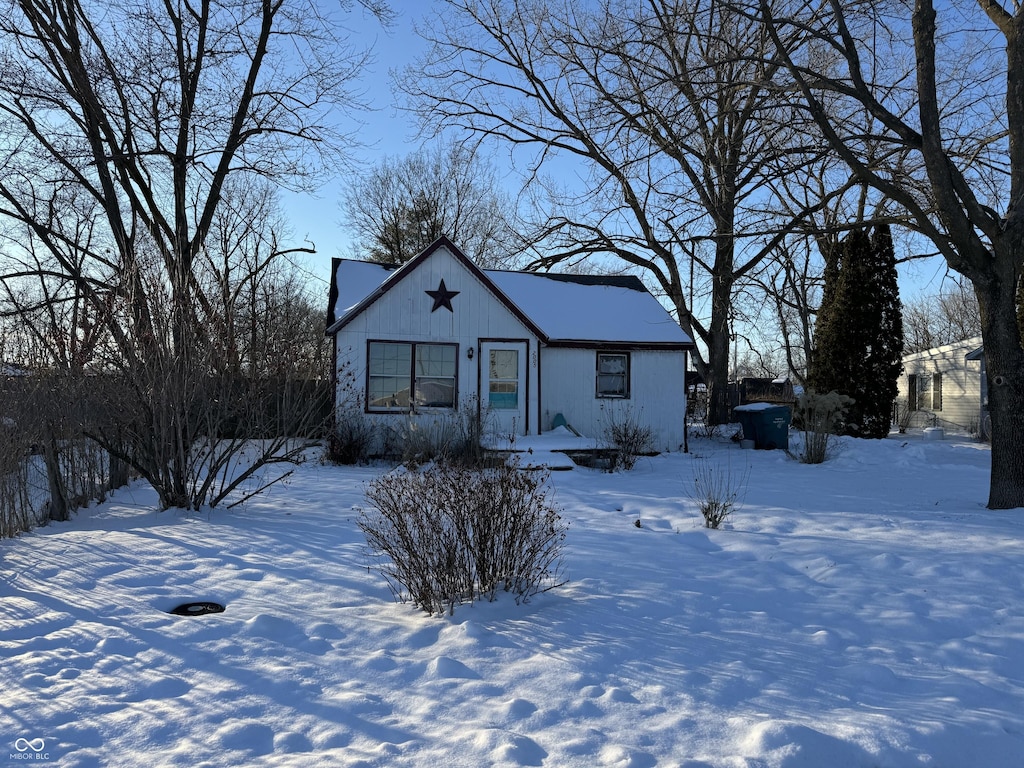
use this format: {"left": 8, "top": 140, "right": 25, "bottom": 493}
{"left": 894, "top": 397, "right": 914, "bottom": 434}
{"left": 0, "top": 419, "right": 35, "bottom": 538}
{"left": 688, "top": 453, "right": 749, "bottom": 529}
{"left": 791, "top": 390, "right": 854, "bottom": 464}
{"left": 1, "top": 376, "right": 133, "bottom": 536}
{"left": 327, "top": 361, "right": 375, "bottom": 465}
{"left": 385, "top": 399, "right": 489, "bottom": 469}
{"left": 443, "top": 398, "right": 489, "bottom": 467}
{"left": 358, "top": 459, "right": 567, "bottom": 615}
{"left": 602, "top": 405, "right": 655, "bottom": 471}
{"left": 690, "top": 413, "right": 722, "bottom": 440}
{"left": 326, "top": 410, "right": 374, "bottom": 465}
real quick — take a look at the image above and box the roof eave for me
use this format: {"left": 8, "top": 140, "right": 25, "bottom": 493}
{"left": 544, "top": 339, "right": 695, "bottom": 351}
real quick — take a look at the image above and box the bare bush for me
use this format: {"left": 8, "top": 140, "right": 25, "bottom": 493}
{"left": 0, "top": 418, "right": 34, "bottom": 537}
{"left": 791, "top": 390, "right": 853, "bottom": 465}
{"left": 358, "top": 459, "right": 567, "bottom": 615}
{"left": 894, "top": 397, "right": 914, "bottom": 434}
{"left": 688, "top": 397, "right": 720, "bottom": 438}
{"left": 0, "top": 373, "right": 132, "bottom": 536}
{"left": 385, "top": 399, "right": 489, "bottom": 468}
{"left": 689, "top": 454, "right": 749, "bottom": 529}
{"left": 602, "top": 406, "right": 654, "bottom": 471}
{"left": 327, "top": 409, "right": 375, "bottom": 465}
{"left": 84, "top": 362, "right": 327, "bottom": 511}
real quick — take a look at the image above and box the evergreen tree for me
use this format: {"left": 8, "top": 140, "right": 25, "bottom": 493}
{"left": 807, "top": 236, "right": 843, "bottom": 386}
{"left": 809, "top": 225, "right": 904, "bottom": 438}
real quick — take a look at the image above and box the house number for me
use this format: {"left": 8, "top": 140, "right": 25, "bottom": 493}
{"left": 532, "top": 351, "right": 538, "bottom": 368}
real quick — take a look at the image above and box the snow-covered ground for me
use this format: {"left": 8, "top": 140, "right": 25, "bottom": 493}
{"left": 2, "top": 431, "right": 1022, "bottom": 767}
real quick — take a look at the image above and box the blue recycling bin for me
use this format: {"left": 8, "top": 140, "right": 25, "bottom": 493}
{"left": 733, "top": 403, "right": 791, "bottom": 450}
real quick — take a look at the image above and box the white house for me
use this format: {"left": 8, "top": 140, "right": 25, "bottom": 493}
{"left": 325, "top": 237, "right": 695, "bottom": 451}
{"left": 897, "top": 336, "right": 986, "bottom": 436}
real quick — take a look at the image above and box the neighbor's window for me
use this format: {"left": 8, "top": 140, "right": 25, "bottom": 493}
{"left": 596, "top": 352, "right": 630, "bottom": 398}
{"left": 367, "top": 342, "right": 456, "bottom": 410}
{"left": 909, "top": 372, "right": 942, "bottom": 411}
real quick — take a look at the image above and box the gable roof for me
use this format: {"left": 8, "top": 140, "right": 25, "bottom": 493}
{"left": 325, "top": 236, "right": 546, "bottom": 339}
{"left": 485, "top": 270, "right": 691, "bottom": 346}
{"left": 326, "top": 236, "right": 694, "bottom": 349}
{"left": 902, "top": 335, "right": 984, "bottom": 364}
{"left": 325, "top": 259, "right": 397, "bottom": 328}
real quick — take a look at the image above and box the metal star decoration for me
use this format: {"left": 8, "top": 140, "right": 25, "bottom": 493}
{"left": 426, "top": 278, "right": 460, "bottom": 313}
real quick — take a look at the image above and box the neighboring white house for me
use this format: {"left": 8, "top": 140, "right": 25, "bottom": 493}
{"left": 897, "top": 336, "right": 986, "bottom": 436}
{"left": 325, "top": 237, "right": 695, "bottom": 451}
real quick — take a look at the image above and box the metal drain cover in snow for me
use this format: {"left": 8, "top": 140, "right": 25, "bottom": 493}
{"left": 169, "top": 602, "right": 225, "bottom": 616}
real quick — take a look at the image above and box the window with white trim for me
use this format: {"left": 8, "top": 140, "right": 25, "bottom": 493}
{"left": 596, "top": 352, "right": 630, "bottom": 398}
{"left": 909, "top": 372, "right": 942, "bottom": 411}
{"left": 367, "top": 342, "right": 457, "bottom": 410}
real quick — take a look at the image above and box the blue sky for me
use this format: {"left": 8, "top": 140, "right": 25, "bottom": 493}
{"left": 281, "top": 4, "right": 433, "bottom": 291}
{"left": 284, "top": 1, "right": 954, "bottom": 305}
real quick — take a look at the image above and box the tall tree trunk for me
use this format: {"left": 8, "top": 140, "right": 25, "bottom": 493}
{"left": 706, "top": 235, "right": 735, "bottom": 425}
{"left": 976, "top": 258, "right": 1024, "bottom": 509}
{"left": 43, "top": 432, "right": 68, "bottom": 523}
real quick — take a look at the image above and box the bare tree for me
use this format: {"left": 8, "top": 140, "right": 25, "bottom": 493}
{"left": 0, "top": 204, "right": 125, "bottom": 526}
{"left": 0, "top": 0, "right": 389, "bottom": 510}
{"left": 903, "top": 275, "right": 982, "bottom": 353}
{"left": 760, "top": 0, "right": 1024, "bottom": 508}
{"left": 742, "top": 171, "right": 913, "bottom": 386}
{"left": 741, "top": 237, "right": 821, "bottom": 384}
{"left": 404, "top": 0, "right": 846, "bottom": 424}
{"left": 342, "top": 140, "right": 524, "bottom": 267}
{"left": 197, "top": 177, "right": 329, "bottom": 379}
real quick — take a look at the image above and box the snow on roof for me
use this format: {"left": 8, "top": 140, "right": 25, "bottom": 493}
{"left": 331, "top": 260, "right": 397, "bottom": 319}
{"left": 486, "top": 270, "right": 692, "bottom": 345}
{"left": 902, "top": 335, "right": 983, "bottom": 362}
{"left": 329, "top": 256, "right": 693, "bottom": 346}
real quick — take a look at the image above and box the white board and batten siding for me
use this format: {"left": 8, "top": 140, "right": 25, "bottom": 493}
{"left": 540, "top": 347, "right": 686, "bottom": 452}
{"left": 898, "top": 336, "right": 984, "bottom": 433}
{"left": 340, "top": 249, "right": 532, "bottom": 342}
{"left": 333, "top": 245, "right": 540, "bottom": 434}
{"left": 329, "top": 237, "right": 695, "bottom": 449}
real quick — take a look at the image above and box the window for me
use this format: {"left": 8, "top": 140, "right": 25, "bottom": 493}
{"left": 367, "top": 342, "right": 456, "bottom": 410}
{"left": 909, "top": 372, "right": 942, "bottom": 411}
{"left": 414, "top": 344, "right": 457, "bottom": 407}
{"left": 596, "top": 352, "right": 630, "bottom": 398}
{"left": 488, "top": 349, "right": 519, "bottom": 409}
{"left": 368, "top": 342, "right": 411, "bottom": 409}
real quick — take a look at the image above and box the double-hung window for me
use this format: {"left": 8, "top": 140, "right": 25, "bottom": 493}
{"left": 414, "top": 344, "right": 458, "bottom": 407}
{"left": 367, "top": 342, "right": 457, "bottom": 410}
{"left": 596, "top": 352, "right": 630, "bottom": 398}
{"left": 908, "top": 372, "right": 942, "bottom": 411}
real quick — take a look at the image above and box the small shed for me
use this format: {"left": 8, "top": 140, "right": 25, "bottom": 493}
{"left": 325, "top": 237, "right": 695, "bottom": 452}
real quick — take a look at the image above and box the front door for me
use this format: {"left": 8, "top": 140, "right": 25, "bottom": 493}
{"left": 480, "top": 341, "right": 527, "bottom": 436}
